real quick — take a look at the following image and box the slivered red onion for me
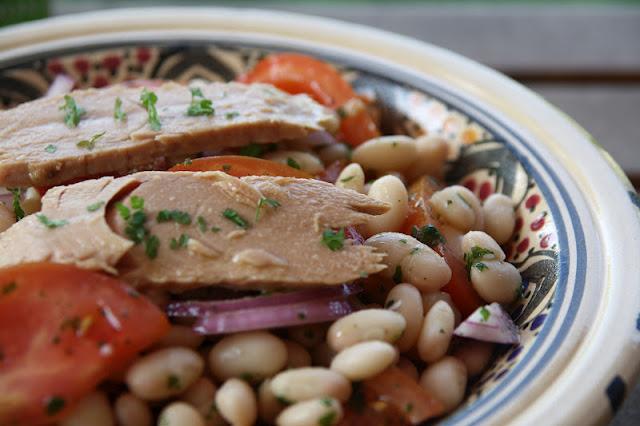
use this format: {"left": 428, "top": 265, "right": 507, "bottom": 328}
{"left": 453, "top": 303, "right": 520, "bottom": 344}
{"left": 300, "top": 131, "right": 337, "bottom": 147}
{"left": 193, "top": 297, "right": 356, "bottom": 335}
{"left": 167, "top": 283, "right": 361, "bottom": 318}
{"left": 46, "top": 74, "right": 75, "bottom": 97}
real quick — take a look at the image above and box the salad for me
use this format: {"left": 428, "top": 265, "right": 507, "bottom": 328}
{"left": 0, "top": 53, "right": 522, "bottom": 426}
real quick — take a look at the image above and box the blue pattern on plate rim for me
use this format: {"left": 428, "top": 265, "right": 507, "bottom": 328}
{"left": 0, "top": 39, "right": 588, "bottom": 424}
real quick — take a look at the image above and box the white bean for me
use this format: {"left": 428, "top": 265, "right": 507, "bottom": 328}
{"left": 365, "top": 232, "right": 421, "bottom": 279}
{"left": 330, "top": 341, "right": 398, "bottom": 381}
{"left": 318, "top": 143, "right": 351, "bottom": 164}
{"left": 461, "top": 231, "right": 505, "bottom": 261}
{"left": 215, "top": 379, "right": 257, "bottom": 426}
{"left": 270, "top": 368, "right": 351, "bottom": 403}
{"left": 126, "top": 347, "right": 204, "bottom": 401}
{"left": 276, "top": 397, "right": 343, "bottom": 426}
{"left": 363, "top": 175, "right": 409, "bottom": 236}
{"left": 114, "top": 393, "right": 152, "bottom": 426}
{"left": 470, "top": 260, "right": 521, "bottom": 304}
{"left": 452, "top": 341, "right": 495, "bottom": 377}
{"left": 158, "top": 402, "right": 206, "bottom": 426}
{"left": 258, "top": 379, "right": 285, "bottom": 424}
{"left": 352, "top": 135, "right": 417, "bottom": 172}
{"left": 0, "top": 203, "right": 15, "bottom": 232}
{"left": 59, "top": 391, "right": 113, "bottom": 426}
{"left": 311, "top": 342, "right": 336, "bottom": 367}
{"left": 422, "top": 292, "right": 462, "bottom": 326}
{"left": 284, "top": 340, "right": 312, "bottom": 368}
{"left": 155, "top": 324, "right": 204, "bottom": 349}
{"left": 405, "top": 135, "right": 449, "bottom": 181}
{"left": 209, "top": 331, "right": 287, "bottom": 382}
{"left": 336, "top": 163, "right": 365, "bottom": 193}
{"left": 430, "top": 185, "right": 483, "bottom": 232}
{"left": 417, "top": 301, "right": 455, "bottom": 363}
{"left": 21, "top": 187, "right": 42, "bottom": 215}
{"left": 385, "top": 284, "right": 424, "bottom": 352}
{"left": 419, "top": 357, "right": 467, "bottom": 413}
{"left": 180, "top": 377, "right": 216, "bottom": 417}
{"left": 288, "top": 324, "right": 326, "bottom": 348}
{"left": 396, "top": 356, "right": 419, "bottom": 380}
{"left": 265, "top": 150, "right": 324, "bottom": 174}
{"left": 482, "top": 194, "right": 516, "bottom": 244}
{"left": 327, "top": 309, "right": 406, "bottom": 351}
{"left": 399, "top": 246, "right": 452, "bottom": 292}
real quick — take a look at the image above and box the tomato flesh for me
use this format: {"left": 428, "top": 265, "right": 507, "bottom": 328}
{"left": 403, "top": 176, "right": 484, "bottom": 317}
{"left": 239, "top": 53, "right": 379, "bottom": 146}
{"left": 170, "top": 155, "right": 312, "bottom": 178}
{"left": 0, "top": 263, "right": 169, "bottom": 425}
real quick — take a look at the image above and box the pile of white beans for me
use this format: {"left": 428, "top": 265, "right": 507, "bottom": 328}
{"left": 28, "top": 133, "right": 521, "bottom": 426}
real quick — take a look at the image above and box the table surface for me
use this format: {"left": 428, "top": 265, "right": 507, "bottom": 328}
{"left": 13, "top": 1, "right": 640, "bottom": 424}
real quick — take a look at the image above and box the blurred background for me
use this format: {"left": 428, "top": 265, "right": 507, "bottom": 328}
{"left": 1, "top": 0, "right": 639, "bottom": 422}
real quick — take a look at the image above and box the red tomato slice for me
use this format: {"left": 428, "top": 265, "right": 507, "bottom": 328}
{"left": 0, "top": 263, "right": 169, "bottom": 425}
{"left": 169, "top": 155, "right": 312, "bottom": 178}
{"left": 403, "top": 176, "right": 484, "bottom": 317}
{"left": 238, "top": 53, "right": 380, "bottom": 146}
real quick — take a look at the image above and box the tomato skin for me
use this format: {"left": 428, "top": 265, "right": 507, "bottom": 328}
{"left": 169, "top": 155, "right": 312, "bottom": 178}
{"left": 0, "top": 263, "right": 169, "bottom": 425}
{"left": 239, "top": 53, "right": 380, "bottom": 146}
{"left": 403, "top": 176, "right": 484, "bottom": 317}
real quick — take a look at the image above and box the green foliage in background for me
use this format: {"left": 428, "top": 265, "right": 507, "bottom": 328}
{"left": 0, "top": 0, "right": 48, "bottom": 27}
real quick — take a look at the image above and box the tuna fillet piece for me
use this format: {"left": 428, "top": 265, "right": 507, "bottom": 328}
{"left": 0, "top": 172, "right": 388, "bottom": 289}
{"left": 0, "top": 82, "right": 336, "bottom": 187}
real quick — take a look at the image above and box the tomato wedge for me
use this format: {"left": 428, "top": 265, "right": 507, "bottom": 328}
{"left": 341, "top": 366, "right": 444, "bottom": 425}
{"left": 403, "top": 176, "right": 484, "bottom": 317}
{"left": 0, "top": 263, "right": 169, "bottom": 425}
{"left": 238, "top": 53, "right": 380, "bottom": 146}
{"left": 169, "top": 155, "right": 312, "bottom": 178}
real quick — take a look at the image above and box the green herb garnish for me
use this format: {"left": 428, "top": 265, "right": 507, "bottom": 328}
{"left": 222, "top": 208, "right": 250, "bottom": 229}
{"left": 187, "top": 87, "right": 215, "bottom": 116}
{"left": 2, "top": 282, "right": 17, "bottom": 295}
{"left": 8, "top": 188, "right": 24, "bottom": 221}
{"left": 157, "top": 209, "right": 192, "bottom": 225}
{"left": 321, "top": 228, "right": 345, "bottom": 251}
{"left": 318, "top": 410, "right": 337, "bottom": 426}
{"left": 37, "top": 214, "right": 68, "bottom": 229}
{"left": 197, "top": 216, "right": 208, "bottom": 233}
{"left": 411, "top": 224, "right": 445, "bottom": 248}
{"left": 86, "top": 201, "right": 105, "bottom": 212}
{"left": 287, "top": 157, "right": 301, "bottom": 170}
{"left": 130, "top": 195, "right": 144, "bottom": 210}
{"left": 211, "top": 226, "right": 221, "bottom": 233}
{"left": 225, "top": 111, "right": 240, "bottom": 120}
{"left": 238, "top": 143, "right": 264, "bottom": 158}
{"left": 392, "top": 265, "right": 403, "bottom": 284}
{"left": 60, "top": 95, "right": 85, "bottom": 128}
{"left": 125, "top": 211, "right": 148, "bottom": 243}
{"left": 479, "top": 306, "right": 491, "bottom": 322}
{"left": 140, "top": 88, "right": 161, "bottom": 131}
{"left": 404, "top": 402, "right": 414, "bottom": 413}
{"left": 45, "top": 396, "right": 65, "bottom": 416}
{"left": 115, "top": 203, "right": 131, "bottom": 220}
{"left": 464, "top": 246, "right": 496, "bottom": 276}
{"left": 457, "top": 192, "right": 472, "bottom": 208}
{"left": 144, "top": 235, "right": 160, "bottom": 259}
{"left": 114, "top": 97, "right": 127, "bottom": 122}
{"left": 275, "top": 395, "right": 291, "bottom": 405}
{"left": 255, "top": 197, "right": 281, "bottom": 221}
{"left": 76, "top": 131, "right": 105, "bottom": 151}
{"left": 339, "top": 175, "right": 355, "bottom": 183}
{"left": 474, "top": 262, "right": 488, "bottom": 271}
{"left": 44, "top": 144, "right": 57, "bottom": 153}
{"left": 170, "top": 234, "right": 190, "bottom": 250}
{"left": 167, "top": 374, "right": 181, "bottom": 390}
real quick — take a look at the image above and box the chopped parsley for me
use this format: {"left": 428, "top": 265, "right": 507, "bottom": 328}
{"left": 474, "top": 262, "right": 489, "bottom": 272}
{"left": 411, "top": 224, "right": 445, "bottom": 248}
{"left": 275, "top": 395, "right": 292, "bottom": 405}
{"left": 286, "top": 157, "right": 301, "bottom": 170}
{"left": 404, "top": 402, "right": 414, "bottom": 413}
{"left": 457, "top": 192, "right": 472, "bottom": 208}
{"left": 44, "top": 144, "right": 57, "bottom": 153}
{"left": 76, "top": 131, "right": 105, "bottom": 151}
{"left": 114, "top": 97, "right": 127, "bottom": 122}
{"left": 211, "top": 226, "right": 221, "bottom": 233}
{"left": 225, "top": 111, "right": 240, "bottom": 120}
{"left": 318, "top": 410, "right": 337, "bottom": 426}
{"left": 181, "top": 158, "right": 192, "bottom": 166}
{"left": 144, "top": 235, "right": 160, "bottom": 259}
{"left": 222, "top": 164, "right": 231, "bottom": 172}
{"left": 115, "top": 202, "right": 131, "bottom": 220}
{"left": 464, "top": 246, "right": 496, "bottom": 276}
{"left": 130, "top": 195, "right": 144, "bottom": 210}
{"left": 37, "top": 214, "right": 68, "bottom": 229}
{"left": 187, "top": 87, "right": 215, "bottom": 116}
{"left": 157, "top": 209, "right": 192, "bottom": 225}
{"left": 320, "top": 397, "right": 333, "bottom": 407}
{"left": 399, "top": 239, "right": 407, "bottom": 244}
{"left": 392, "top": 265, "right": 403, "bottom": 284}
{"left": 2, "top": 282, "right": 17, "bottom": 295}
{"left": 125, "top": 211, "right": 148, "bottom": 243}
{"left": 117, "top": 197, "right": 159, "bottom": 259}
{"left": 170, "top": 234, "right": 190, "bottom": 250}
{"left": 255, "top": 197, "right": 281, "bottom": 221}
{"left": 479, "top": 306, "right": 491, "bottom": 322}
{"left": 410, "top": 247, "right": 421, "bottom": 255}
{"left": 238, "top": 143, "right": 264, "bottom": 158}
{"left": 197, "top": 216, "right": 208, "bottom": 233}
{"left": 60, "top": 95, "right": 85, "bottom": 128}
{"left": 321, "top": 228, "right": 345, "bottom": 251}
{"left": 45, "top": 395, "right": 65, "bottom": 416}
{"left": 339, "top": 175, "right": 355, "bottom": 183}
{"left": 222, "top": 208, "right": 250, "bottom": 229}
{"left": 167, "top": 374, "right": 181, "bottom": 390}
{"left": 8, "top": 188, "right": 24, "bottom": 221}
{"left": 140, "top": 88, "right": 161, "bottom": 131}
{"left": 86, "top": 201, "right": 105, "bottom": 212}
{"left": 240, "top": 372, "right": 254, "bottom": 382}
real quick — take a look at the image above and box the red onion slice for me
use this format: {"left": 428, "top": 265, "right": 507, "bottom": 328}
{"left": 46, "top": 74, "right": 75, "bottom": 97}
{"left": 167, "top": 283, "right": 361, "bottom": 318}
{"left": 193, "top": 297, "right": 355, "bottom": 335}
{"left": 453, "top": 303, "right": 520, "bottom": 344}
